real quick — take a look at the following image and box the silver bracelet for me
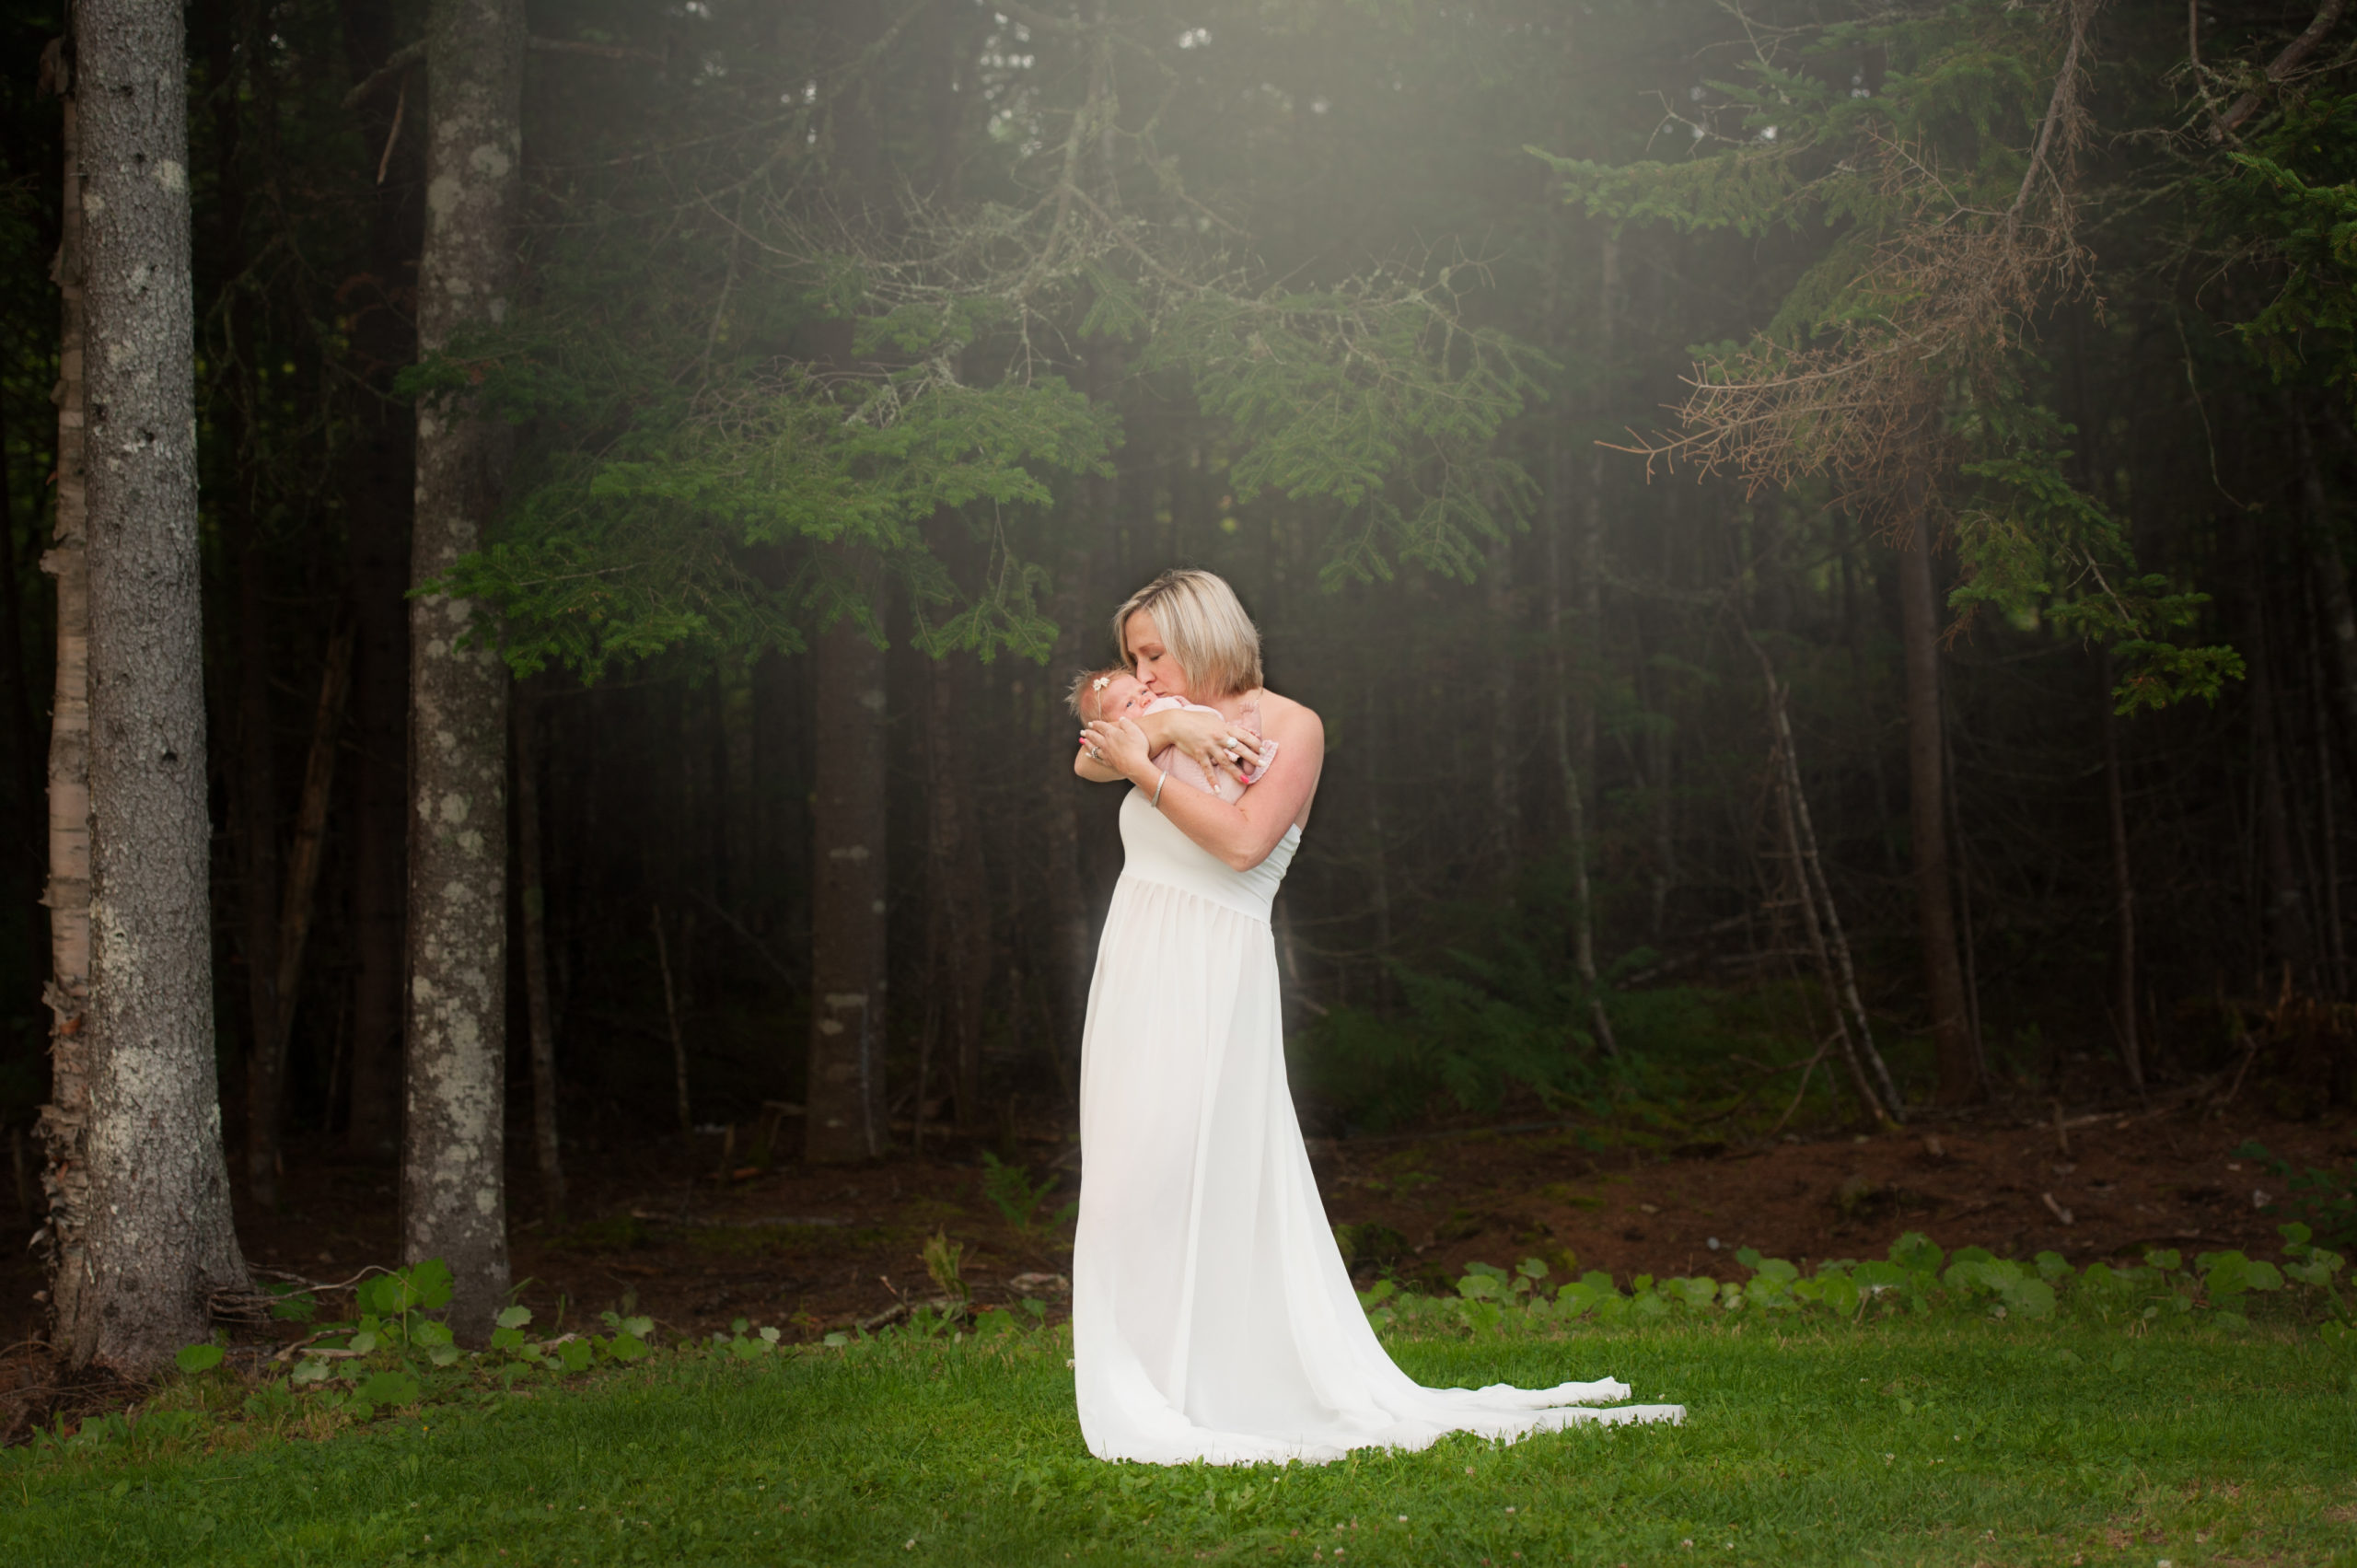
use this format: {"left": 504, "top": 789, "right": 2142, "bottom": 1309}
{"left": 1151, "top": 773, "right": 1167, "bottom": 809}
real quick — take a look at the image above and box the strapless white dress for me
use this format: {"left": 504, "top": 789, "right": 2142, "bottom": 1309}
{"left": 1072, "top": 788, "right": 1684, "bottom": 1465}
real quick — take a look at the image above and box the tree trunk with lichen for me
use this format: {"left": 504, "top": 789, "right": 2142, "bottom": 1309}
{"left": 57, "top": 0, "right": 250, "bottom": 1373}
{"left": 401, "top": 0, "right": 522, "bottom": 1341}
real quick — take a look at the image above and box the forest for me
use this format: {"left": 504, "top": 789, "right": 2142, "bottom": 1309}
{"left": 0, "top": 0, "right": 2354, "bottom": 1402}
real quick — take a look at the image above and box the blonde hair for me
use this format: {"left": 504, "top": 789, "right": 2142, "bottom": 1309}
{"left": 1110, "top": 569, "right": 1263, "bottom": 699}
{"left": 1064, "top": 666, "right": 1131, "bottom": 723}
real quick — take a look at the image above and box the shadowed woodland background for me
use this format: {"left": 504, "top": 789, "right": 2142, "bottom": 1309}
{"left": 0, "top": 0, "right": 2353, "bottom": 1339}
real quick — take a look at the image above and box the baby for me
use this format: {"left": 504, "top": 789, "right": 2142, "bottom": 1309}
{"left": 1067, "top": 668, "right": 1278, "bottom": 805}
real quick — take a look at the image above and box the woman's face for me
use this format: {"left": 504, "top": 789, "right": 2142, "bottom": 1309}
{"left": 1124, "top": 610, "right": 1191, "bottom": 701}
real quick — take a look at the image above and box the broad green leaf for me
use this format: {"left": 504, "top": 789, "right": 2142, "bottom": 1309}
{"left": 356, "top": 1370, "right": 421, "bottom": 1408}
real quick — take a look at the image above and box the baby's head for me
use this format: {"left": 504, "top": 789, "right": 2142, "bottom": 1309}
{"left": 1067, "top": 666, "right": 1149, "bottom": 724}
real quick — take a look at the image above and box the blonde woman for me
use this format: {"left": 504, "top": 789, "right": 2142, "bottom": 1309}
{"left": 1069, "top": 568, "right": 1680, "bottom": 1465}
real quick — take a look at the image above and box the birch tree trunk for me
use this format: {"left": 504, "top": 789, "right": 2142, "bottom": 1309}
{"left": 403, "top": 0, "right": 523, "bottom": 1338}
{"left": 806, "top": 599, "right": 888, "bottom": 1162}
{"left": 66, "top": 0, "right": 250, "bottom": 1370}
{"left": 1897, "top": 517, "right": 1976, "bottom": 1105}
{"left": 34, "top": 34, "right": 97, "bottom": 1353}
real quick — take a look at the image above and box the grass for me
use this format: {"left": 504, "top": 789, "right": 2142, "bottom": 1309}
{"left": 2, "top": 1318, "right": 2352, "bottom": 1567}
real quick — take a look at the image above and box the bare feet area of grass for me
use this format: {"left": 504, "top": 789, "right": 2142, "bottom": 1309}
{"left": 2, "top": 1098, "right": 2345, "bottom": 1434}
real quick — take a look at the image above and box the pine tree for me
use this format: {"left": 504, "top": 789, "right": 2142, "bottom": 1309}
{"left": 55, "top": 0, "right": 249, "bottom": 1372}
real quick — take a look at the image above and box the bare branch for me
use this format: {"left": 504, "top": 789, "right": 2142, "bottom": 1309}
{"left": 2010, "top": 0, "right": 2098, "bottom": 226}
{"left": 2212, "top": 0, "right": 2349, "bottom": 141}
{"left": 528, "top": 36, "right": 668, "bottom": 64}
{"left": 341, "top": 40, "right": 424, "bottom": 110}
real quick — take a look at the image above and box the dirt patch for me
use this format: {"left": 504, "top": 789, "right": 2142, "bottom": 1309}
{"left": 0, "top": 1099, "right": 2347, "bottom": 1438}
{"left": 1314, "top": 1105, "right": 2351, "bottom": 1291}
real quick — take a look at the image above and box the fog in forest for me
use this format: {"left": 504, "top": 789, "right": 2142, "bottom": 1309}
{"left": 0, "top": 0, "right": 2351, "bottom": 1372}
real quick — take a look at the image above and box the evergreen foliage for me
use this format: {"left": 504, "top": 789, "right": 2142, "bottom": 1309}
{"left": 1537, "top": 0, "right": 2237, "bottom": 710}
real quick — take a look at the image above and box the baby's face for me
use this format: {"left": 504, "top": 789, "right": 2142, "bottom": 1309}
{"left": 1096, "top": 674, "right": 1149, "bottom": 722}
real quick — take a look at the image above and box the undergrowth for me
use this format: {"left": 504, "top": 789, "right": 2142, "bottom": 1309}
{"left": 1291, "top": 848, "right": 1846, "bottom": 1133}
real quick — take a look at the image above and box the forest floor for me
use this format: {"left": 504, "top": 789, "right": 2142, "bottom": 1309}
{"left": 5, "top": 1087, "right": 2348, "bottom": 1374}
{"left": 0, "top": 1087, "right": 2349, "bottom": 1439}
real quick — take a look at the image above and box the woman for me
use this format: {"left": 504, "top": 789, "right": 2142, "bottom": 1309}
{"left": 1070, "top": 568, "right": 1680, "bottom": 1465}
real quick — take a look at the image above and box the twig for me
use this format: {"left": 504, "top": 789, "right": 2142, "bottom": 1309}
{"left": 2215, "top": 1028, "right": 2264, "bottom": 1108}
{"left": 374, "top": 76, "right": 407, "bottom": 184}
{"left": 653, "top": 905, "right": 692, "bottom": 1148}
{"left": 690, "top": 890, "right": 796, "bottom": 984}
{"left": 1769, "top": 1035, "right": 1836, "bottom": 1137}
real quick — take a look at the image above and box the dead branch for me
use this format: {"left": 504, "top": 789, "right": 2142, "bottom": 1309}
{"left": 2212, "top": 0, "right": 2350, "bottom": 141}
{"left": 1606, "top": 8, "right": 2100, "bottom": 533}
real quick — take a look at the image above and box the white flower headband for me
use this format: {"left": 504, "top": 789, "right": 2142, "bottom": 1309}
{"left": 1091, "top": 676, "right": 1110, "bottom": 691}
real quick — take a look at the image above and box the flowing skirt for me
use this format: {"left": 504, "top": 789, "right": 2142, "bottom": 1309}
{"left": 1071, "top": 792, "right": 1682, "bottom": 1465}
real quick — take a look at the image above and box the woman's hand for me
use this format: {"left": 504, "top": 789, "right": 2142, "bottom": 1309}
{"left": 1157, "top": 705, "right": 1266, "bottom": 783}
{"left": 1085, "top": 715, "right": 1155, "bottom": 782}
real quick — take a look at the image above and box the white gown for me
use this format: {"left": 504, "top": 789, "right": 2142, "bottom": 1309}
{"left": 1073, "top": 787, "right": 1685, "bottom": 1465}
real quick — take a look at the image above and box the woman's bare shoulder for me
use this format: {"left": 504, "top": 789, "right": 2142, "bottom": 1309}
{"left": 1251, "top": 689, "right": 1322, "bottom": 743}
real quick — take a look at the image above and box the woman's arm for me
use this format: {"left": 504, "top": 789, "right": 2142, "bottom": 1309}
{"left": 1073, "top": 704, "right": 1264, "bottom": 784}
{"left": 1087, "top": 694, "right": 1320, "bottom": 871}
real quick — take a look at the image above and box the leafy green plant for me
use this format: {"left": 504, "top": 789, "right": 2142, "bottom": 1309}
{"left": 2235, "top": 1140, "right": 2357, "bottom": 1252}
{"left": 170, "top": 1342, "right": 224, "bottom": 1376}
{"left": 979, "top": 1152, "right": 1077, "bottom": 1237}
{"left": 1368, "top": 1225, "right": 2347, "bottom": 1341}
{"left": 923, "top": 1230, "right": 970, "bottom": 1302}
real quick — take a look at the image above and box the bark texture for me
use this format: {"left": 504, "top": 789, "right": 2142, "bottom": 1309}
{"left": 402, "top": 0, "right": 523, "bottom": 1338}
{"left": 35, "top": 35, "right": 97, "bottom": 1353}
{"left": 1897, "top": 519, "right": 1977, "bottom": 1105}
{"left": 807, "top": 607, "right": 889, "bottom": 1161}
{"left": 69, "top": 0, "right": 250, "bottom": 1370}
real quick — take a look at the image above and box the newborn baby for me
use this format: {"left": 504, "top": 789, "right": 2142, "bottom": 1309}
{"left": 1067, "top": 668, "right": 1278, "bottom": 805}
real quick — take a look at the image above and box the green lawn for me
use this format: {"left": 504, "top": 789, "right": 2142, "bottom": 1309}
{"left": 3, "top": 1319, "right": 2352, "bottom": 1567}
